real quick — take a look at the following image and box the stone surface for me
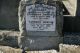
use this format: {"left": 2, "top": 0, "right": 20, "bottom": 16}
{"left": 63, "top": 0, "right": 80, "bottom": 16}
{"left": 26, "top": 50, "right": 58, "bottom": 53}
{"left": 0, "top": 30, "right": 19, "bottom": 47}
{"left": 0, "top": 45, "right": 58, "bottom": 53}
{"left": 64, "top": 32, "right": 80, "bottom": 36}
{"left": 59, "top": 44, "right": 80, "bottom": 53}
{"left": 0, "top": 46, "right": 22, "bottom": 53}
{"left": 0, "top": 0, "right": 20, "bottom": 30}
{"left": 63, "top": 0, "right": 77, "bottom": 16}
{"left": 18, "top": 36, "right": 63, "bottom": 50}
{"left": 63, "top": 16, "right": 80, "bottom": 32}
{"left": 63, "top": 32, "right": 80, "bottom": 45}
{"left": 63, "top": 36, "right": 80, "bottom": 45}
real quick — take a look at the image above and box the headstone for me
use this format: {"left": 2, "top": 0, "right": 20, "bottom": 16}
{"left": 0, "top": 0, "right": 20, "bottom": 30}
{"left": 0, "top": 46, "right": 22, "bottom": 53}
{"left": 18, "top": 0, "right": 63, "bottom": 50}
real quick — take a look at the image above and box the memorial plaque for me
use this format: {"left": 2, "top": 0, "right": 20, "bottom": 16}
{"left": 26, "top": 4, "right": 56, "bottom": 31}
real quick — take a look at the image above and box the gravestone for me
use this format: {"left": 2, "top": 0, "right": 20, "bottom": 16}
{"left": 0, "top": 0, "right": 20, "bottom": 30}
{"left": 18, "top": 0, "right": 63, "bottom": 50}
{"left": 63, "top": 0, "right": 80, "bottom": 45}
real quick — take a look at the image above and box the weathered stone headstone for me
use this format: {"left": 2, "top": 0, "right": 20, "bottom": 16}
{"left": 18, "top": 0, "right": 63, "bottom": 50}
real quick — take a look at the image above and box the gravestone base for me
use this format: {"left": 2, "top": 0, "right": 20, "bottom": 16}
{"left": 18, "top": 36, "right": 63, "bottom": 50}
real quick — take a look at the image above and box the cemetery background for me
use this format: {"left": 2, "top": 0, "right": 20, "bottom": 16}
{"left": 0, "top": 0, "right": 80, "bottom": 53}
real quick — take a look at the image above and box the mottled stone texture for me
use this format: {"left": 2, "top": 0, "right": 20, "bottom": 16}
{"left": 63, "top": 32, "right": 80, "bottom": 45}
{"left": 0, "top": 46, "right": 58, "bottom": 53}
{"left": 26, "top": 50, "right": 58, "bottom": 53}
{"left": 0, "top": 46, "right": 22, "bottom": 53}
{"left": 19, "top": 36, "right": 63, "bottom": 50}
{"left": 64, "top": 36, "right": 80, "bottom": 45}
{"left": 0, "top": 30, "right": 19, "bottom": 47}
{"left": 0, "top": 0, "right": 20, "bottom": 30}
{"left": 60, "top": 44, "right": 80, "bottom": 53}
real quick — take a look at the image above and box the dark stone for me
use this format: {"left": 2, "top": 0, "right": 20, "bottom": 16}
{"left": 63, "top": 16, "right": 80, "bottom": 32}
{"left": 0, "top": 0, "right": 20, "bottom": 30}
{"left": 0, "top": 30, "right": 19, "bottom": 47}
{"left": 19, "top": 36, "right": 63, "bottom": 50}
{"left": 64, "top": 36, "right": 80, "bottom": 45}
{"left": 64, "top": 32, "right": 80, "bottom": 36}
{"left": 0, "top": 35, "right": 18, "bottom": 47}
{"left": 76, "top": 0, "right": 80, "bottom": 16}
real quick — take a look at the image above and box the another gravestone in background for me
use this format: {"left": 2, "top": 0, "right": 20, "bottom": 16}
{"left": 63, "top": 0, "right": 80, "bottom": 45}
{"left": 0, "top": 0, "right": 20, "bottom": 30}
{"left": 63, "top": 0, "right": 80, "bottom": 32}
